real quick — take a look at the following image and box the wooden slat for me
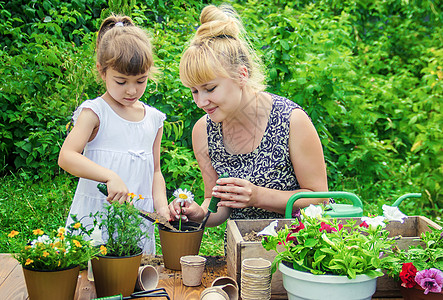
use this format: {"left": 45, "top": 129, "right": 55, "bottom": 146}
{"left": 0, "top": 253, "right": 405, "bottom": 299}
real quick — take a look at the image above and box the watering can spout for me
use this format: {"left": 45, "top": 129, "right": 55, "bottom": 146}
{"left": 391, "top": 193, "right": 422, "bottom": 207}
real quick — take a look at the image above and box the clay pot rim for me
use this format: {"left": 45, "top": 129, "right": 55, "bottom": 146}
{"left": 159, "top": 221, "right": 202, "bottom": 232}
{"left": 96, "top": 248, "right": 143, "bottom": 259}
{"left": 22, "top": 264, "right": 80, "bottom": 272}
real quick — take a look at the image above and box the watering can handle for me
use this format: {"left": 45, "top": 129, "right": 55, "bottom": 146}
{"left": 391, "top": 193, "right": 422, "bottom": 207}
{"left": 285, "top": 191, "right": 363, "bottom": 219}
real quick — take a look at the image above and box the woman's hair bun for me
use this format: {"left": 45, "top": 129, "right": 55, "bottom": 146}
{"left": 195, "top": 4, "right": 241, "bottom": 41}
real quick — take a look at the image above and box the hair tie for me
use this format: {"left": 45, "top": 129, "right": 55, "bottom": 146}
{"left": 115, "top": 22, "right": 124, "bottom": 27}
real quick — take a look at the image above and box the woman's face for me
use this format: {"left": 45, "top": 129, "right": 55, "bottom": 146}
{"left": 190, "top": 76, "right": 243, "bottom": 123}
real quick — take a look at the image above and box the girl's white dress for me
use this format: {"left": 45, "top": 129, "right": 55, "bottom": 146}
{"left": 66, "top": 97, "right": 165, "bottom": 254}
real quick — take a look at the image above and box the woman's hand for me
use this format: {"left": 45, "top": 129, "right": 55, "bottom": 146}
{"left": 156, "top": 205, "right": 172, "bottom": 221}
{"left": 168, "top": 200, "right": 205, "bottom": 222}
{"left": 212, "top": 177, "right": 258, "bottom": 209}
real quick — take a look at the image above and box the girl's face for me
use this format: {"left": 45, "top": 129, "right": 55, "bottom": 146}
{"left": 100, "top": 67, "right": 149, "bottom": 106}
{"left": 190, "top": 76, "right": 243, "bottom": 123}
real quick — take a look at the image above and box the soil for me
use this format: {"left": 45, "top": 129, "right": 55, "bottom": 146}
{"left": 141, "top": 211, "right": 178, "bottom": 231}
{"left": 242, "top": 230, "right": 262, "bottom": 242}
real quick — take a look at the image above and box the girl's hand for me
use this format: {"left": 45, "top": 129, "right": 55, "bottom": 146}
{"left": 105, "top": 176, "right": 129, "bottom": 204}
{"left": 156, "top": 205, "right": 172, "bottom": 221}
{"left": 168, "top": 200, "right": 205, "bottom": 222}
{"left": 212, "top": 177, "right": 258, "bottom": 209}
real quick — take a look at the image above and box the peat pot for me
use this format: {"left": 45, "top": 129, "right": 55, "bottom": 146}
{"left": 91, "top": 250, "right": 142, "bottom": 297}
{"left": 159, "top": 221, "right": 204, "bottom": 270}
{"left": 279, "top": 262, "right": 378, "bottom": 300}
{"left": 22, "top": 265, "right": 80, "bottom": 300}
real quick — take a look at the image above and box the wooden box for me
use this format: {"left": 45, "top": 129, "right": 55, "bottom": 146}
{"left": 226, "top": 216, "right": 441, "bottom": 299}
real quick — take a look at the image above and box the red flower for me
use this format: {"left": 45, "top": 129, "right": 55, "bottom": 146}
{"left": 290, "top": 221, "right": 305, "bottom": 233}
{"left": 359, "top": 221, "right": 369, "bottom": 228}
{"left": 400, "top": 263, "right": 418, "bottom": 288}
{"left": 286, "top": 233, "right": 297, "bottom": 243}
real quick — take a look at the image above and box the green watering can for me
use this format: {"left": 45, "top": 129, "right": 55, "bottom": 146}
{"left": 284, "top": 191, "right": 422, "bottom": 219}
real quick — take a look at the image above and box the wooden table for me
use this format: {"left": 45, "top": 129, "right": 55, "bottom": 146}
{"left": 0, "top": 253, "right": 403, "bottom": 299}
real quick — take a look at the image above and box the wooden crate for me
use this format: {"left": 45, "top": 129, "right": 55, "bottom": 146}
{"left": 226, "top": 216, "right": 441, "bottom": 299}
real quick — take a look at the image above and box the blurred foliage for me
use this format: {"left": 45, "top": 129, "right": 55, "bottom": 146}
{"left": 0, "top": 0, "right": 441, "bottom": 250}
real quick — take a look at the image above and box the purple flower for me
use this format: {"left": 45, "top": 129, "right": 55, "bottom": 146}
{"left": 415, "top": 268, "right": 443, "bottom": 294}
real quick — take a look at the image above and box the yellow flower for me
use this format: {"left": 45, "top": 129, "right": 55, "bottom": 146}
{"left": 8, "top": 230, "right": 19, "bottom": 238}
{"left": 25, "top": 246, "right": 31, "bottom": 250}
{"left": 100, "top": 245, "right": 107, "bottom": 255}
{"left": 25, "top": 258, "right": 33, "bottom": 266}
{"left": 58, "top": 227, "right": 66, "bottom": 235}
{"left": 33, "top": 229, "right": 44, "bottom": 235}
{"left": 128, "top": 192, "right": 136, "bottom": 198}
{"left": 139, "top": 194, "right": 144, "bottom": 200}
{"left": 42, "top": 251, "right": 49, "bottom": 257}
{"left": 73, "top": 222, "right": 81, "bottom": 229}
{"left": 73, "top": 240, "right": 82, "bottom": 248}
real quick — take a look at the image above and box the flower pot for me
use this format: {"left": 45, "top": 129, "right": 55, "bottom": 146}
{"left": 22, "top": 265, "right": 80, "bottom": 300}
{"left": 159, "top": 221, "right": 204, "bottom": 270}
{"left": 400, "top": 285, "right": 443, "bottom": 300}
{"left": 279, "top": 262, "right": 378, "bottom": 300}
{"left": 91, "top": 251, "right": 142, "bottom": 297}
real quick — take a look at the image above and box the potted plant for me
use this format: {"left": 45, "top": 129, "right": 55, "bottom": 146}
{"left": 91, "top": 195, "right": 152, "bottom": 298}
{"left": 383, "top": 227, "right": 443, "bottom": 299}
{"left": 259, "top": 204, "right": 407, "bottom": 300}
{"left": 158, "top": 188, "right": 205, "bottom": 270}
{"left": 7, "top": 219, "right": 100, "bottom": 300}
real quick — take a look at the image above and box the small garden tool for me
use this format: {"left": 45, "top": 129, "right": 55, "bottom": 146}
{"left": 92, "top": 288, "right": 170, "bottom": 299}
{"left": 197, "top": 172, "right": 229, "bottom": 230}
{"left": 97, "top": 183, "right": 179, "bottom": 231}
{"left": 284, "top": 191, "right": 422, "bottom": 219}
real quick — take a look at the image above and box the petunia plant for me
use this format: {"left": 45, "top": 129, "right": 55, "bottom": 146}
{"left": 7, "top": 217, "right": 103, "bottom": 271}
{"left": 173, "top": 188, "right": 194, "bottom": 230}
{"left": 260, "top": 204, "right": 407, "bottom": 279}
{"left": 383, "top": 227, "right": 443, "bottom": 295}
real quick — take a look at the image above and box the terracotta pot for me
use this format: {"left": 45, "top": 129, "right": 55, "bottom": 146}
{"left": 22, "top": 265, "right": 80, "bottom": 300}
{"left": 400, "top": 285, "right": 443, "bottom": 300}
{"left": 91, "top": 251, "right": 142, "bottom": 297}
{"left": 159, "top": 221, "right": 204, "bottom": 270}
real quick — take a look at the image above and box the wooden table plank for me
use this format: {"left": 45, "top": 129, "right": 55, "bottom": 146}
{"left": 0, "top": 254, "right": 404, "bottom": 300}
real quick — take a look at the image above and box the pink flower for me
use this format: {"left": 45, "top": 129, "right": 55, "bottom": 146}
{"left": 286, "top": 233, "right": 297, "bottom": 244}
{"left": 415, "top": 268, "right": 443, "bottom": 294}
{"left": 359, "top": 221, "right": 369, "bottom": 228}
{"left": 319, "top": 222, "right": 343, "bottom": 233}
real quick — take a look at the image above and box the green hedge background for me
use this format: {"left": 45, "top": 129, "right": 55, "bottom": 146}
{"left": 0, "top": 0, "right": 441, "bottom": 248}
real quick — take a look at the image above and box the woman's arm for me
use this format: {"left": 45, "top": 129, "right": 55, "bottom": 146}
{"left": 151, "top": 127, "right": 171, "bottom": 219}
{"left": 168, "top": 116, "right": 231, "bottom": 226}
{"left": 58, "top": 108, "right": 129, "bottom": 203}
{"left": 213, "top": 108, "right": 328, "bottom": 214}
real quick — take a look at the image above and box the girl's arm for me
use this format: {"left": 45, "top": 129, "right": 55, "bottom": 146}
{"left": 168, "top": 116, "right": 231, "bottom": 227}
{"left": 213, "top": 108, "right": 328, "bottom": 214}
{"left": 58, "top": 108, "right": 129, "bottom": 203}
{"left": 151, "top": 127, "right": 171, "bottom": 219}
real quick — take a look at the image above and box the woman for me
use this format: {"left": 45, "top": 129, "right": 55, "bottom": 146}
{"left": 169, "top": 4, "right": 328, "bottom": 227}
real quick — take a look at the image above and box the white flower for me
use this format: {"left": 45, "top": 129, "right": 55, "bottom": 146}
{"left": 304, "top": 204, "right": 323, "bottom": 219}
{"left": 173, "top": 188, "right": 194, "bottom": 206}
{"left": 90, "top": 225, "right": 104, "bottom": 247}
{"left": 257, "top": 220, "right": 278, "bottom": 236}
{"left": 31, "top": 234, "right": 51, "bottom": 246}
{"left": 382, "top": 205, "right": 407, "bottom": 223}
{"left": 361, "top": 216, "right": 386, "bottom": 229}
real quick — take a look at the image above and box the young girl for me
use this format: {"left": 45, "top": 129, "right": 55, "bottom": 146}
{"left": 58, "top": 15, "right": 170, "bottom": 254}
{"left": 169, "top": 4, "right": 328, "bottom": 227}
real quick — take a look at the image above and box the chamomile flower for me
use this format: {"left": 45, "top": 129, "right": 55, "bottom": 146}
{"left": 173, "top": 188, "right": 194, "bottom": 206}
